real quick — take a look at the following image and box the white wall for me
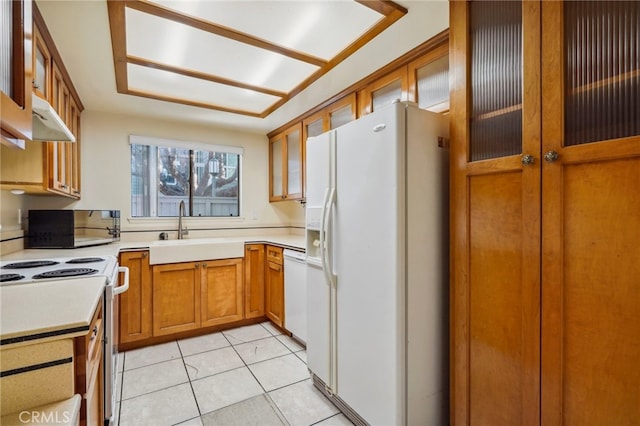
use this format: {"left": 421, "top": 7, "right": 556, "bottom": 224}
{"left": 18, "top": 111, "right": 304, "bottom": 239}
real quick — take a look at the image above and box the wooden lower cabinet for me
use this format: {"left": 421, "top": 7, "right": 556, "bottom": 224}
{"left": 265, "top": 246, "right": 285, "bottom": 328}
{"left": 152, "top": 258, "right": 244, "bottom": 337}
{"left": 74, "top": 297, "right": 104, "bottom": 426}
{"left": 244, "top": 244, "right": 265, "bottom": 319}
{"left": 119, "top": 251, "right": 152, "bottom": 344}
{"left": 201, "top": 259, "right": 244, "bottom": 327}
{"left": 153, "top": 262, "right": 201, "bottom": 336}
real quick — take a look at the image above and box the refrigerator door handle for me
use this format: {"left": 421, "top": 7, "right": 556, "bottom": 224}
{"left": 322, "top": 187, "right": 336, "bottom": 289}
{"left": 319, "top": 188, "right": 330, "bottom": 276}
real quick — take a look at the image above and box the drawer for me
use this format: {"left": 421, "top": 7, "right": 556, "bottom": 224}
{"left": 85, "top": 303, "right": 104, "bottom": 370}
{"left": 75, "top": 299, "right": 104, "bottom": 381}
{"left": 266, "top": 245, "right": 283, "bottom": 265}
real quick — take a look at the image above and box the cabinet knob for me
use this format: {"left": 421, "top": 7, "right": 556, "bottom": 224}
{"left": 202, "top": 263, "right": 207, "bottom": 268}
{"left": 142, "top": 252, "right": 148, "bottom": 258}
{"left": 90, "top": 325, "right": 98, "bottom": 341}
{"left": 521, "top": 154, "right": 535, "bottom": 166}
{"left": 544, "top": 151, "right": 559, "bottom": 163}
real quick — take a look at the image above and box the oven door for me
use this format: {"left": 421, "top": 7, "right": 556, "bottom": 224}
{"left": 104, "top": 265, "right": 129, "bottom": 425}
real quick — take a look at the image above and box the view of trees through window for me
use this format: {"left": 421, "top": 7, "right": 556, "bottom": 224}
{"left": 131, "top": 142, "right": 240, "bottom": 217}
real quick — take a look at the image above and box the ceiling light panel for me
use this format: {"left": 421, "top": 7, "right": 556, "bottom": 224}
{"left": 127, "top": 63, "right": 280, "bottom": 112}
{"left": 125, "top": 7, "right": 320, "bottom": 92}
{"left": 149, "top": 0, "right": 383, "bottom": 59}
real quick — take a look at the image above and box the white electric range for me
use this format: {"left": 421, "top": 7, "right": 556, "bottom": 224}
{"left": 0, "top": 256, "right": 117, "bottom": 284}
{"left": 0, "top": 254, "right": 129, "bottom": 425}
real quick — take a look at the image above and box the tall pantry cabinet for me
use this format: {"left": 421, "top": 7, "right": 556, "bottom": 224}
{"left": 450, "top": 1, "right": 639, "bottom": 425}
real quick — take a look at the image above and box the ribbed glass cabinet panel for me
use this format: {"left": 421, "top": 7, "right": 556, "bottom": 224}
{"left": 1, "top": 0, "right": 13, "bottom": 96}
{"left": 286, "top": 129, "right": 301, "bottom": 195}
{"left": 417, "top": 55, "right": 449, "bottom": 112}
{"left": 469, "top": 1, "right": 523, "bottom": 161}
{"left": 564, "top": 1, "right": 640, "bottom": 146}
{"left": 330, "top": 105, "right": 353, "bottom": 130}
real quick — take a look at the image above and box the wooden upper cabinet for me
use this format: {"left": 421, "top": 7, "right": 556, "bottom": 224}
{"left": 408, "top": 43, "right": 450, "bottom": 114}
{"left": 450, "top": 1, "right": 640, "bottom": 425}
{"left": 1, "top": 0, "right": 32, "bottom": 146}
{"left": 68, "top": 96, "right": 81, "bottom": 196}
{"left": 270, "top": 123, "right": 303, "bottom": 202}
{"left": 358, "top": 67, "right": 409, "bottom": 116}
{"left": 0, "top": 3, "right": 82, "bottom": 198}
{"left": 32, "top": 24, "right": 50, "bottom": 101}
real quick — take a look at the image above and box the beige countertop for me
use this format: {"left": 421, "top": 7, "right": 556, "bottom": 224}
{"left": 0, "top": 277, "right": 105, "bottom": 348}
{"left": 0, "top": 234, "right": 304, "bottom": 346}
{"left": 1, "top": 234, "right": 305, "bottom": 261}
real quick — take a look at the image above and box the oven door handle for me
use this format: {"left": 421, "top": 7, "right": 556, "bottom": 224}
{"left": 113, "top": 266, "right": 130, "bottom": 295}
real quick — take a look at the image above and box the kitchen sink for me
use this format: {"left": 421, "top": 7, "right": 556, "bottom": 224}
{"left": 149, "top": 238, "right": 244, "bottom": 264}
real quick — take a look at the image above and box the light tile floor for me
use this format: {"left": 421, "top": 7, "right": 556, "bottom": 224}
{"left": 116, "top": 322, "right": 354, "bottom": 426}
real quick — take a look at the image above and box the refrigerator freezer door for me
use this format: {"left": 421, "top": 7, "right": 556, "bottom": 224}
{"left": 306, "top": 259, "right": 331, "bottom": 385}
{"left": 334, "top": 102, "right": 405, "bottom": 425}
{"left": 305, "top": 132, "right": 332, "bottom": 210}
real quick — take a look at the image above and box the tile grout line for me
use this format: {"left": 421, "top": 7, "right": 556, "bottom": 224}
{"left": 176, "top": 338, "right": 205, "bottom": 421}
{"left": 256, "top": 322, "right": 294, "bottom": 426}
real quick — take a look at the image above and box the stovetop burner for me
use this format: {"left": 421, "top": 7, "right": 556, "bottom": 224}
{"left": 0, "top": 273, "right": 25, "bottom": 283}
{"left": 33, "top": 268, "right": 99, "bottom": 279}
{"left": 66, "top": 257, "right": 105, "bottom": 264}
{"left": 2, "top": 260, "right": 60, "bottom": 269}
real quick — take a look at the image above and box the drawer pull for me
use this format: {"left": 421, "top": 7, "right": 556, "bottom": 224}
{"left": 90, "top": 325, "right": 98, "bottom": 341}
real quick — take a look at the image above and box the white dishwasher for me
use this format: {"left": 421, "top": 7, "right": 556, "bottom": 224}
{"left": 284, "top": 249, "right": 307, "bottom": 344}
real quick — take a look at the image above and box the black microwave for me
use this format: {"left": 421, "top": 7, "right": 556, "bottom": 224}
{"left": 27, "top": 210, "right": 120, "bottom": 248}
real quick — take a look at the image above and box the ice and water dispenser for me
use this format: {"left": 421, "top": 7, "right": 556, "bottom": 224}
{"left": 305, "top": 206, "right": 322, "bottom": 260}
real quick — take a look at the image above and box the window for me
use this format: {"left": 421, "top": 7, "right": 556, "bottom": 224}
{"left": 130, "top": 135, "right": 241, "bottom": 217}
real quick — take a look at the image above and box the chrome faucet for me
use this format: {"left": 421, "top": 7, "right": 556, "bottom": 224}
{"left": 178, "top": 200, "right": 189, "bottom": 239}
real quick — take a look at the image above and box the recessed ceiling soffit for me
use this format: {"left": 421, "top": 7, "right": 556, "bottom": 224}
{"left": 106, "top": 0, "right": 407, "bottom": 118}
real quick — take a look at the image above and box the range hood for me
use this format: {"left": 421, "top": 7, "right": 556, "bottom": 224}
{"left": 31, "top": 94, "right": 75, "bottom": 142}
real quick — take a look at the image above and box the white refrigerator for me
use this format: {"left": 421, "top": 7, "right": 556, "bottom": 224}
{"left": 305, "top": 102, "right": 449, "bottom": 426}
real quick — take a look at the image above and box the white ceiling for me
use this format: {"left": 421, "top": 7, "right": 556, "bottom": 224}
{"left": 35, "top": 0, "right": 449, "bottom": 134}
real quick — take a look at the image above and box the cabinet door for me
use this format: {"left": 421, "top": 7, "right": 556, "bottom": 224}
{"left": 244, "top": 244, "right": 265, "bottom": 319}
{"left": 269, "top": 135, "right": 284, "bottom": 201}
{"left": 85, "top": 350, "right": 103, "bottom": 426}
{"left": 269, "top": 123, "right": 304, "bottom": 201}
{"left": 358, "top": 67, "right": 408, "bottom": 116}
{"left": 328, "top": 94, "right": 356, "bottom": 130}
{"left": 540, "top": 2, "right": 640, "bottom": 423}
{"left": 201, "top": 259, "right": 244, "bottom": 327}
{"left": 152, "top": 262, "right": 201, "bottom": 336}
{"left": 32, "top": 24, "right": 50, "bottom": 101}
{"left": 119, "top": 251, "right": 152, "bottom": 344}
{"left": 75, "top": 297, "right": 104, "bottom": 426}
{"left": 408, "top": 43, "right": 450, "bottom": 113}
{"left": 450, "top": 1, "right": 541, "bottom": 425}
{"left": 1, "top": 0, "right": 32, "bottom": 144}
{"left": 265, "top": 261, "right": 284, "bottom": 328}
{"left": 285, "top": 124, "right": 303, "bottom": 199}
{"left": 68, "top": 96, "right": 81, "bottom": 197}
